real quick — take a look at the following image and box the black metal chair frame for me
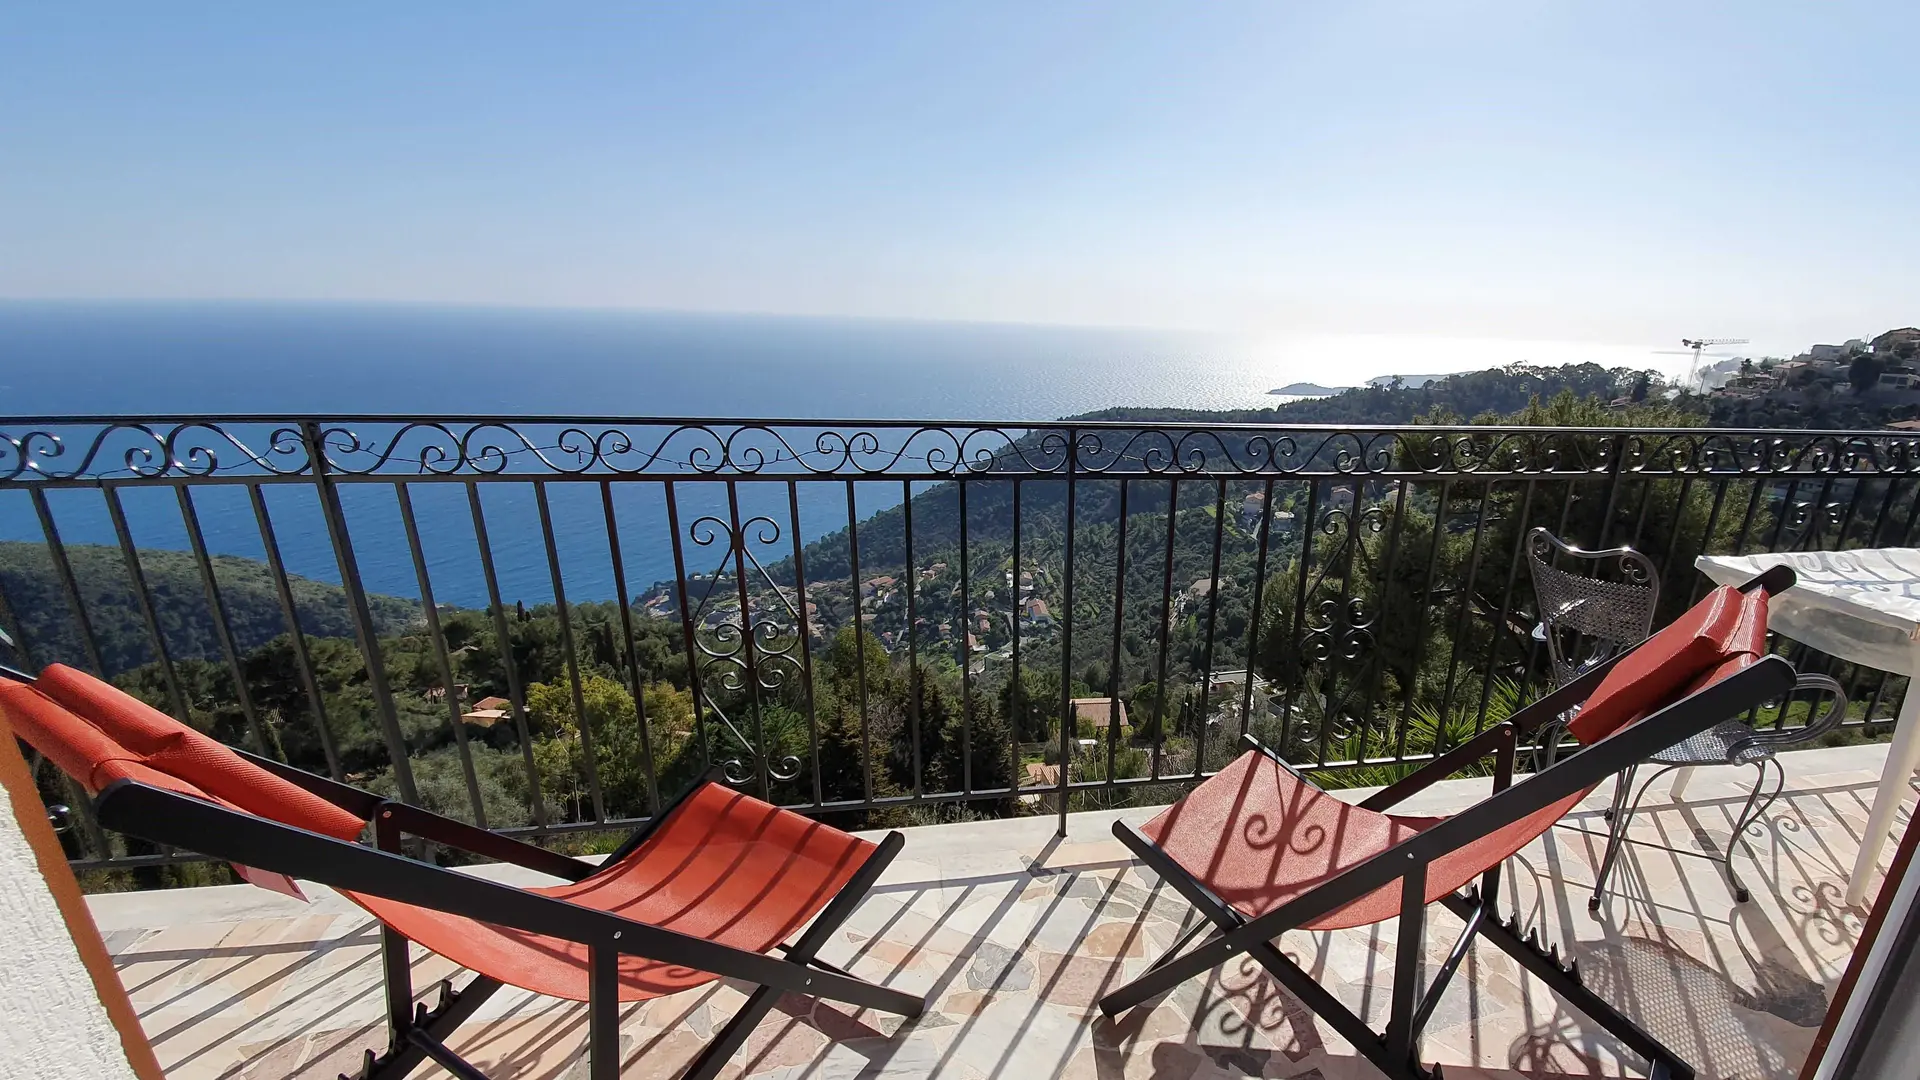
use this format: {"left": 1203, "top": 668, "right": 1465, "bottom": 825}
{"left": 1098, "top": 568, "right": 1799, "bottom": 1080}
{"left": 1591, "top": 671, "right": 1846, "bottom": 906}
{"left": 83, "top": 757, "right": 924, "bottom": 1080}
{"left": 1523, "top": 528, "right": 1850, "bottom": 907}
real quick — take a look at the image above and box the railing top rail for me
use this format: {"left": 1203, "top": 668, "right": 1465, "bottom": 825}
{"left": 1, "top": 412, "right": 1914, "bottom": 439}
{"left": 7, "top": 415, "right": 1918, "bottom": 485}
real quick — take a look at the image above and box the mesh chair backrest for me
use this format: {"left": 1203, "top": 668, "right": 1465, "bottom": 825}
{"left": 1526, "top": 528, "right": 1660, "bottom": 689}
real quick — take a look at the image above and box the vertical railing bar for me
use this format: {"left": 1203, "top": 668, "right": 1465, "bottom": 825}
{"left": 1869, "top": 478, "right": 1920, "bottom": 728}
{"left": 467, "top": 480, "right": 547, "bottom": 829}
{"left": 600, "top": 481, "right": 660, "bottom": 816}
{"left": 249, "top": 484, "right": 342, "bottom": 779}
{"left": 1868, "top": 475, "right": 1902, "bottom": 547}
{"left": 1593, "top": 435, "right": 1628, "bottom": 549}
{"left": 396, "top": 482, "right": 487, "bottom": 827}
{"left": 1278, "top": 481, "right": 1321, "bottom": 754}
{"left": 1627, "top": 476, "right": 1656, "bottom": 550}
{"left": 1191, "top": 479, "right": 1227, "bottom": 777}
{"left": 957, "top": 480, "right": 973, "bottom": 796}
{"left": 101, "top": 486, "right": 189, "bottom": 722}
{"left": 1361, "top": 479, "right": 1411, "bottom": 757}
{"left": 1896, "top": 475, "right": 1920, "bottom": 552}
{"left": 535, "top": 479, "right": 606, "bottom": 822}
{"left": 785, "top": 480, "right": 822, "bottom": 809}
{"left": 1105, "top": 478, "right": 1130, "bottom": 786}
{"left": 1656, "top": 475, "right": 1696, "bottom": 602}
{"left": 664, "top": 480, "right": 711, "bottom": 775}
{"left": 1827, "top": 474, "right": 1863, "bottom": 551}
{"left": 0, "top": 564, "right": 34, "bottom": 669}
{"left": 1149, "top": 477, "right": 1178, "bottom": 781}
{"left": 723, "top": 481, "right": 770, "bottom": 802}
{"left": 843, "top": 480, "right": 872, "bottom": 804}
{"left": 1802, "top": 475, "right": 1837, "bottom": 551}
{"left": 1730, "top": 474, "right": 1767, "bottom": 554}
{"left": 1876, "top": 477, "right": 1920, "bottom": 730}
{"left": 1394, "top": 479, "right": 1450, "bottom": 763}
{"left": 1844, "top": 476, "right": 1914, "bottom": 723}
{"left": 1056, "top": 439, "right": 1079, "bottom": 835}
{"left": 303, "top": 423, "right": 418, "bottom": 805}
{"left": 1236, "top": 478, "right": 1276, "bottom": 742}
{"left": 1313, "top": 483, "right": 1367, "bottom": 769}
{"left": 1763, "top": 478, "right": 1802, "bottom": 553}
{"left": 1688, "top": 478, "right": 1735, "bottom": 607}
{"left": 1436, "top": 483, "right": 1495, "bottom": 739}
{"left": 1526, "top": 469, "right": 1580, "bottom": 679}
{"left": 175, "top": 486, "right": 270, "bottom": 755}
{"left": 1743, "top": 476, "right": 1805, "bottom": 728}
{"left": 30, "top": 489, "right": 104, "bottom": 674}
{"left": 1474, "top": 479, "right": 1536, "bottom": 735}
{"left": 1010, "top": 477, "right": 1023, "bottom": 791}
{"left": 902, "top": 479, "right": 922, "bottom": 799}
{"left": 1864, "top": 671, "right": 1892, "bottom": 731}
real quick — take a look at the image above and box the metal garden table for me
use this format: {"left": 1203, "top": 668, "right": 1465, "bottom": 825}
{"left": 1695, "top": 549, "right": 1920, "bottom": 906}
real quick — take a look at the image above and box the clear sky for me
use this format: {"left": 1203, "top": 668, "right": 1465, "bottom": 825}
{"left": 3, "top": 3, "right": 1915, "bottom": 354}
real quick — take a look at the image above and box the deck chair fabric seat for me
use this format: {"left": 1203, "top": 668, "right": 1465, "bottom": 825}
{"left": 1143, "top": 750, "right": 1592, "bottom": 931}
{"left": 1, "top": 664, "right": 923, "bottom": 1080}
{"left": 355, "top": 781, "right": 876, "bottom": 1002}
{"left": 1102, "top": 574, "right": 1797, "bottom": 1080}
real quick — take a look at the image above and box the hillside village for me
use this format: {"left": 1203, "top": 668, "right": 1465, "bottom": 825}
{"left": 1707, "top": 326, "right": 1920, "bottom": 429}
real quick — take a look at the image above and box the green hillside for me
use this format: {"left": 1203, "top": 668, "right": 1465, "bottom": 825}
{"left": 0, "top": 541, "right": 419, "bottom": 676}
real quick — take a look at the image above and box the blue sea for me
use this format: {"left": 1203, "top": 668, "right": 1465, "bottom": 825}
{"left": 0, "top": 302, "right": 1306, "bottom": 608}
{"left": 0, "top": 302, "right": 1673, "bottom": 612}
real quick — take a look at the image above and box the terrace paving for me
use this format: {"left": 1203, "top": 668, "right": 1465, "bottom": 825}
{"left": 88, "top": 742, "right": 1903, "bottom": 1079}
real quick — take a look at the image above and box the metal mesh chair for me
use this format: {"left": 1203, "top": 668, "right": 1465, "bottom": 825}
{"left": 1593, "top": 671, "right": 1846, "bottom": 906}
{"left": 1525, "top": 527, "right": 1849, "bottom": 907}
{"left": 1527, "top": 527, "right": 1661, "bottom": 692}
{"left": 1097, "top": 574, "right": 1801, "bottom": 1080}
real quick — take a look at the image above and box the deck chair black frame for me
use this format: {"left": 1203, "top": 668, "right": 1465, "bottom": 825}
{"left": 84, "top": 757, "right": 923, "bottom": 1080}
{"left": 1098, "top": 568, "right": 1798, "bottom": 1080}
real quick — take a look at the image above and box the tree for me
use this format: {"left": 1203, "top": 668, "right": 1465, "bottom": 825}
{"left": 1850, "top": 353, "right": 1887, "bottom": 393}
{"left": 998, "top": 668, "right": 1062, "bottom": 744}
{"left": 525, "top": 674, "right": 694, "bottom": 821}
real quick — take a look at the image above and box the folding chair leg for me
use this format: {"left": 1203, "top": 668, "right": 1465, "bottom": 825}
{"left": 347, "top": 976, "right": 502, "bottom": 1080}
{"left": 589, "top": 945, "right": 620, "bottom": 1080}
{"left": 684, "top": 983, "right": 782, "bottom": 1080}
{"left": 1590, "top": 763, "right": 1640, "bottom": 911}
{"left": 681, "top": 831, "right": 925, "bottom": 1080}
{"left": 1146, "top": 916, "right": 1212, "bottom": 971}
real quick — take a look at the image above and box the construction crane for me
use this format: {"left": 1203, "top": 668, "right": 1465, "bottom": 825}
{"left": 1681, "top": 337, "right": 1750, "bottom": 390}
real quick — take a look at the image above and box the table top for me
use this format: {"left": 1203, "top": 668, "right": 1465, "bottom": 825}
{"left": 1696, "top": 548, "right": 1920, "bottom": 672}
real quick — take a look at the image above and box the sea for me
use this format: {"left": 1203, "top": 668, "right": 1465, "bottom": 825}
{"left": 0, "top": 301, "right": 1674, "bottom": 609}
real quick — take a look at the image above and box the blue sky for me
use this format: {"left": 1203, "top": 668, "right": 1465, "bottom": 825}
{"left": 3, "top": 3, "right": 1915, "bottom": 353}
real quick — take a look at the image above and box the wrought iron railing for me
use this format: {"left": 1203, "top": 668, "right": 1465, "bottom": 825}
{"left": 2, "top": 416, "right": 1914, "bottom": 875}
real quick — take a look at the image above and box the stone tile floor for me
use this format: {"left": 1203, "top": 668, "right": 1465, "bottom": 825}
{"left": 88, "top": 743, "right": 1907, "bottom": 1079}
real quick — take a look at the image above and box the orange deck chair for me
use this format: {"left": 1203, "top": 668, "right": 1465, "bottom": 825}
{"left": 0, "top": 664, "right": 924, "bottom": 1080}
{"left": 1098, "top": 567, "right": 1802, "bottom": 1080}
